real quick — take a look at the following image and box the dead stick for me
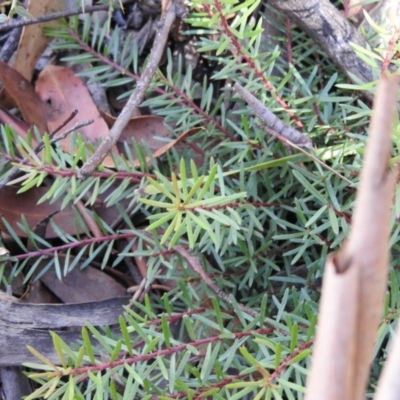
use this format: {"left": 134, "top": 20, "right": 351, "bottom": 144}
{"left": 268, "top": 0, "right": 376, "bottom": 86}
{"left": 78, "top": 2, "right": 184, "bottom": 179}
{"left": 234, "top": 83, "right": 313, "bottom": 149}
{"left": 254, "top": 121, "right": 352, "bottom": 185}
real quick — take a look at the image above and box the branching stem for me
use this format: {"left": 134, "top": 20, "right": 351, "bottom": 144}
{"left": 0, "top": 117, "right": 93, "bottom": 188}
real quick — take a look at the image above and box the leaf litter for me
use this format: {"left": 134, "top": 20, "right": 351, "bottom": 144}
{"left": 0, "top": 3, "right": 197, "bottom": 339}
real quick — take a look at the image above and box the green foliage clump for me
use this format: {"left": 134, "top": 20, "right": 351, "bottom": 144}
{"left": 0, "top": 0, "right": 399, "bottom": 398}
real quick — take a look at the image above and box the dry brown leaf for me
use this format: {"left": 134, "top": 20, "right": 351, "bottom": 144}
{"left": 104, "top": 266, "right": 137, "bottom": 288}
{"left": 0, "top": 61, "right": 49, "bottom": 133}
{"left": 0, "top": 105, "right": 32, "bottom": 141}
{"left": 40, "top": 263, "right": 127, "bottom": 303}
{"left": 148, "top": 127, "right": 201, "bottom": 164}
{"left": 104, "top": 112, "right": 167, "bottom": 162}
{"left": 102, "top": 111, "right": 201, "bottom": 166}
{"left": 22, "top": 279, "right": 59, "bottom": 304}
{"left": 35, "top": 65, "right": 119, "bottom": 167}
{"left": 14, "top": 0, "right": 64, "bottom": 81}
{"left": 0, "top": 186, "right": 129, "bottom": 239}
{"left": 0, "top": 186, "right": 78, "bottom": 238}
{"left": 0, "top": 0, "right": 64, "bottom": 108}
{"left": 102, "top": 112, "right": 171, "bottom": 151}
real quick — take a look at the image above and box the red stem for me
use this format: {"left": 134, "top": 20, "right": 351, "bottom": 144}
{"left": 213, "top": 0, "right": 303, "bottom": 129}
{"left": 68, "top": 327, "right": 274, "bottom": 375}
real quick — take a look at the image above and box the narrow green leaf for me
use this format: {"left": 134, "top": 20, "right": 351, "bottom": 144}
{"left": 168, "top": 216, "right": 186, "bottom": 247}
{"left": 292, "top": 170, "right": 326, "bottom": 204}
{"left": 82, "top": 327, "right": 95, "bottom": 364}
{"left": 160, "top": 212, "right": 179, "bottom": 244}
{"left": 171, "top": 172, "right": 181, "bottom": 202}
{"left": 161, "top": 314, "right": 171, "bottom": 348}
{"left": 119, "top": 316, "right": 133, "bottom": 356}
{"left": 305, "top": 205, "right": 327, "bottom": 228}
{"left": 51, "top": 332, "right": 67, "bottom": 368}
{"left": 127, "top": 317, "right": 150, "bottom": 344}
{"left": 290, "top": 322, "right": 298, "bottom": 353}
{"left": 190, "top": 159, "right": 199, "bottom": 181}
{"left": 196, "top": 164, "right": 218, "bottom": 200}
{"left": 74, "top": 346, "right": 85, "bottom": 369}
{"left": 275, "top": 343, "right": 282, "bottom": 371}
{"left": 139, "top": 198, "right": 174, "bottom": 209}
{"left": 26, "top": 346, "right": 59, "bottom": 370}
{"left": 183, "top": 315, "right": 196, "bottom": 341}
{"left": 147, "top": 211, "right": 176, "bottom": 230}
{"left": 211, "top": 297, "right": 224, "bottom": 332}
{"left": 186, "top": 212, "right": 195, "bottom": 248}
{"left": 182, "top": 176, "right": 205, "bottom": 205}
{"left": 169, "top": 356, "right": 178, "bottom": 393}
{"left": 328, "top": 206, "right": 339, "bottom": 235}
{"left": 146, "top": 176, "right": 176, "bottom": 202}
{"left": 287, "top": 348, "right": 312, "bottom": 365}
{"left": 180, "top": 158, "right": 188, "bottom": 197}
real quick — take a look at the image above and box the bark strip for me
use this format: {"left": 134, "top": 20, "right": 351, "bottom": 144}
{"left": 305, "top": 74, "right": 399, "bottom": 400}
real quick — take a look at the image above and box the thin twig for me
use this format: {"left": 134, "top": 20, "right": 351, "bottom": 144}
{"left": 130, "top": 278, "right": 147, "bottom": 302}
{"left": 254, "top": 121, "right": 353, "bottom": 185}
{"left": 48, "top": 109, "right": 78, "bottom": 139}
{"left": 38, "top": 119, "right": 94, "bottom": 156}
{"left": 174, "top": 245, "right": 272, "bottom": 324}
{"left": 11, "top": 232, "right": 137, "bottom": 261}
{"left": 234, "top": 83, "right": 313, "bottom": 149}
{"left": 0, "top": 119, "right": 94, "bottom": 188}
{"left": 0, "top": 2, "right": 127, "bottom": 33}
{"left": 78, "top": 1, "right": 184, "bottom": 179}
